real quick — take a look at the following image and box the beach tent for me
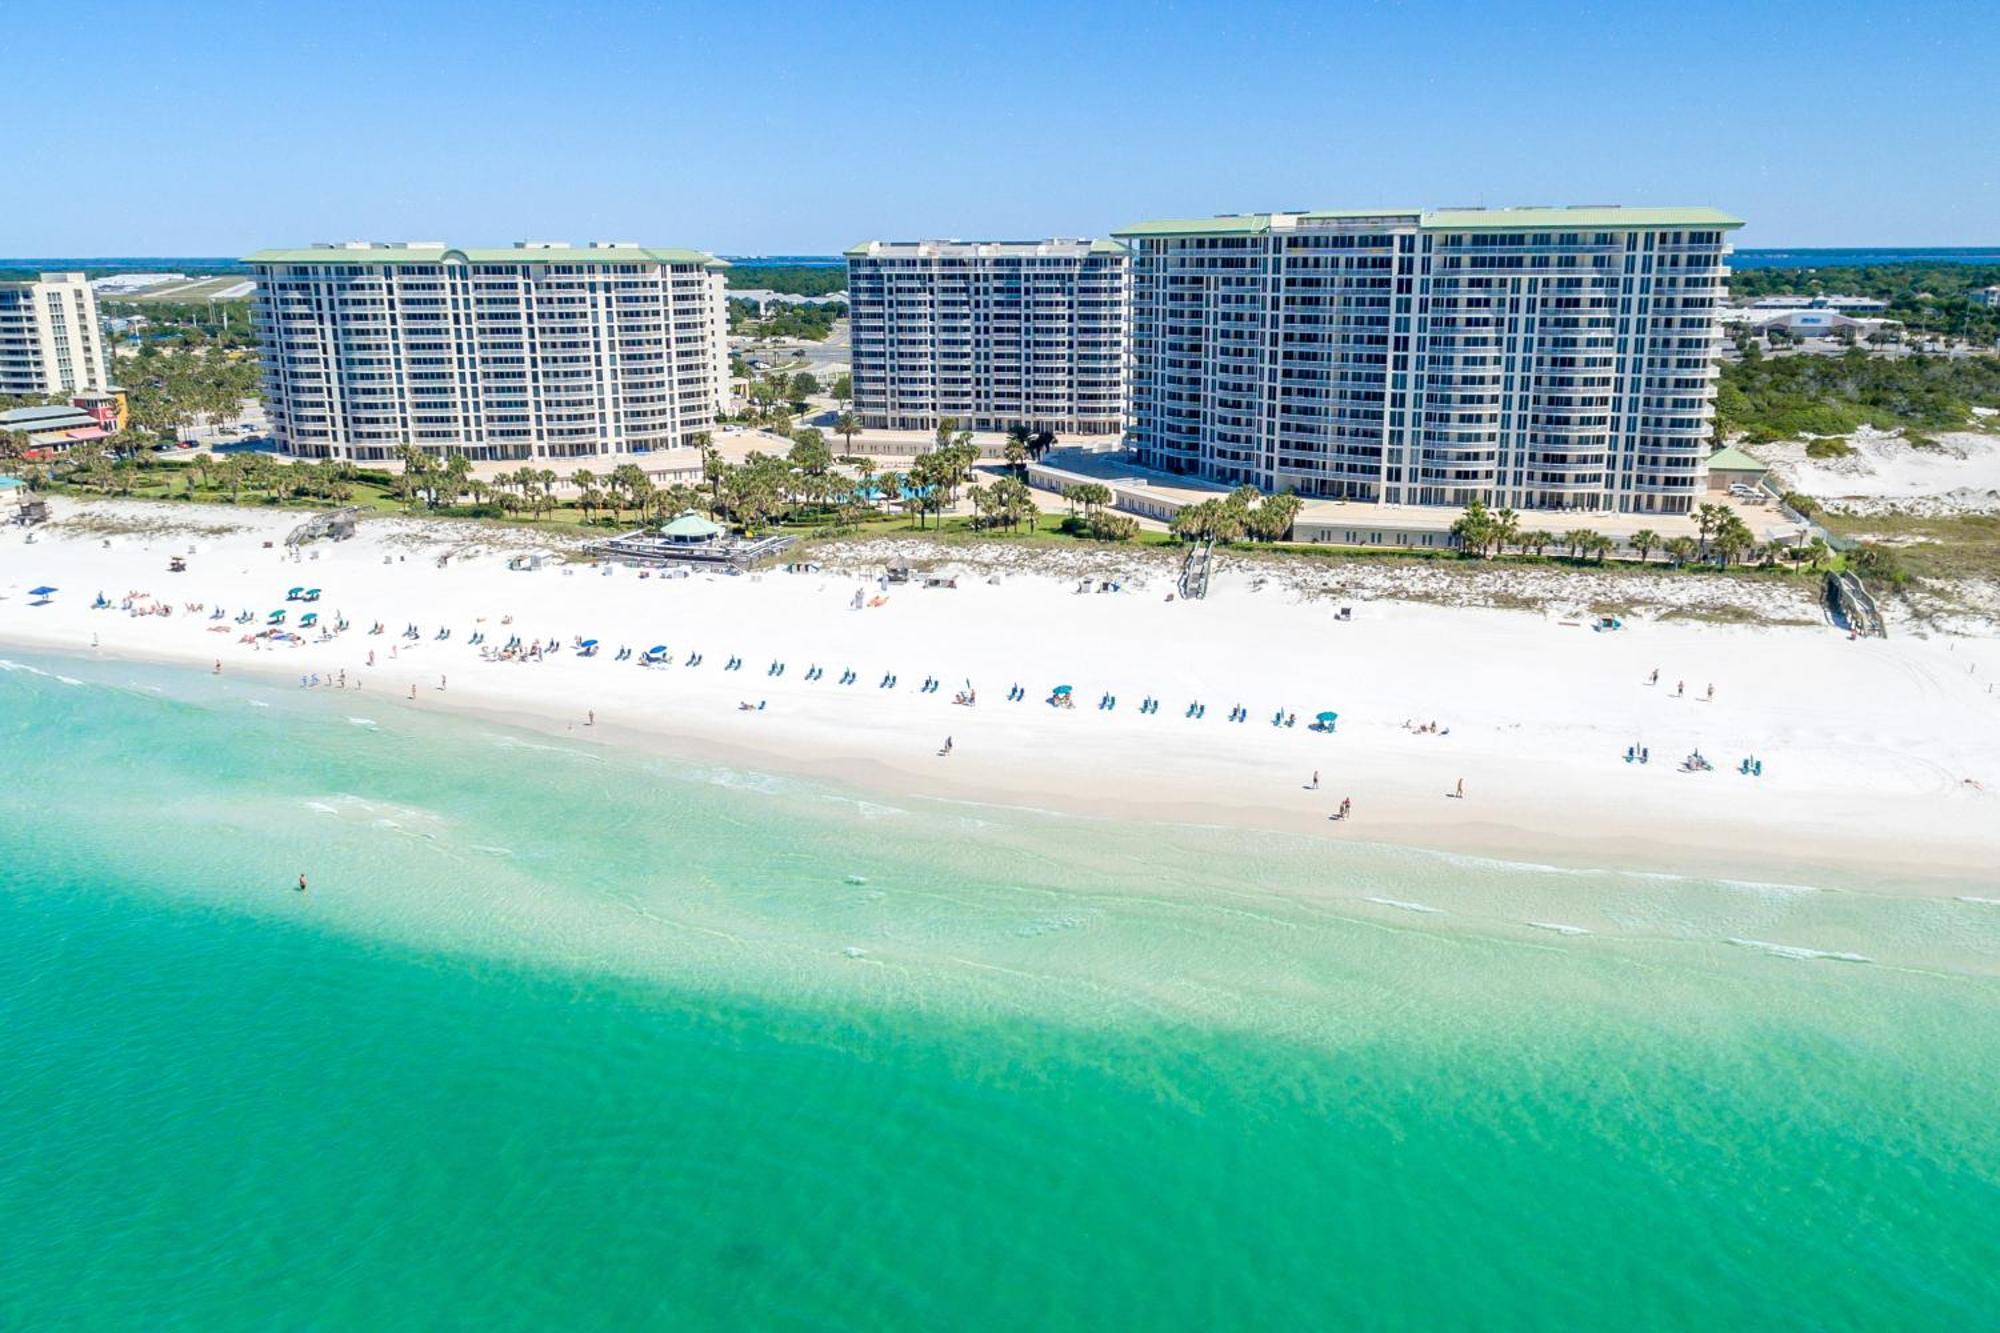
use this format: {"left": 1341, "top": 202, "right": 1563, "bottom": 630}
{"left": 286, "top": 586, "right": 304, "bottom": 600}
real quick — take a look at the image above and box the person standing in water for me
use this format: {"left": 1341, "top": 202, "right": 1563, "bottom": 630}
{"left": 296, "top": 873, "right": 308, "bottom": 893}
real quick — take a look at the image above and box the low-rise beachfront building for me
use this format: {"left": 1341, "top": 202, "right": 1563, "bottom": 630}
{"left": 1112, "top": 206, "right": 1742, "bottom": 516}
{"left": 246, "top": 242, "right": 731, "bottom": 464}
{"left": 0, "top": 273, "right": 111, "bottom": 397}
{"left": 845, "top": 238, "right": 1128, "bottom": 437}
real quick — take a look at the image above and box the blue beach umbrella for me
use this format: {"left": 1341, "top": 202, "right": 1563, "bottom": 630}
{"left": 580, "top": 639, "right": 599, "bottom": 648}
{"left": 29, "top": 585, "right": 57, "bottom": 596}
{"left": 1316, "top": 711, "right": 1337, "bottom": 722}
{"left": 1052, "top": 684, "right": 1073, "bottom": 696}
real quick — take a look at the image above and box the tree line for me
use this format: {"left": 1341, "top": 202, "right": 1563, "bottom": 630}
{"left": 1448, "top": 497, "right": 1829, "bottom": 570}
{"left": 1717, "top": 346, "right": 2000, "bottom": 443}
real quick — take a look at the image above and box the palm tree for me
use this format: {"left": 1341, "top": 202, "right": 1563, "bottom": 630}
{"left": 1630, "top": 528, "right": 1662, "bottom": 564}
{"left": 1663, "top": 536, "right": 1699, "bottom": 567}
{"left": 1450, "top": 499, "right": 1494, "bottom": 555}
{"left": 1490, "top": 506, "right": 1520, "bottom": 555}
{"left": 1520, "top": 529, "right": 1556, "bottom": 558}
{"left": 1561, "top": 528, "right": 1593, "bottom": 560}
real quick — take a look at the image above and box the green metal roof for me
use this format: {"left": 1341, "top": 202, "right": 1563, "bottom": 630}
{"left": 1706, "top": 444, "right": 1768, "bottom": 473}
{"left": 1423, "top": 206, "right": 1743, "bottom": 231}
{"left": 244, "top": 246, "right": 727, "bottom": 269}
{"left": 1112, "top": 215, "right": 1275, "bottom": 238}
{"left": 1114, "top": 206, "right": 1743, "bottom": 238}
{"left": 845, "top": 238, "right": 1131, "bottom": 258}
{"left": 659, "top": 511, "right": 723, "bottom": 539}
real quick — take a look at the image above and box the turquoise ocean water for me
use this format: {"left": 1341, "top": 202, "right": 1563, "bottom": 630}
{"left": 2, "top": 651, "right": 1997, "bottom": 1329}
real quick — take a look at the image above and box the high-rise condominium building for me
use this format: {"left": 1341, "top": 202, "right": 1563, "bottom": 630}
{"left": 0, "top": 273, "right": 111, "bottom": 397}
{"left": 845, "top": 238, "right": 1129, "bottom": 436}
{"left": 1113, "top": 206, "right": 1741, "bottom": 514}
{"left": 246, "top": 242, "right": 731, "bottom": 463}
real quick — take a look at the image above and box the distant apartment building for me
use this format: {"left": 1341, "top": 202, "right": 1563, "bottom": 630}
{"left": 1113, "top": 206, "right": 1742, "bottom": 514}
{"left": 1974, "top": 285, "right": 2000, "bottom": 309}
{"left": 0, "top": 273, "right": 111, "bottom": 397}
{"left": 845, "top": 238, "right": 1128, "bottom": 436}
{"left": 246, "top": 242, "right": 731, "bottom": 463}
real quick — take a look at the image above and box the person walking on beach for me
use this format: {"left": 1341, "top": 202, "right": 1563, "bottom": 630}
{"left": 1310, "top": 770, "right": 1320, "bottom": 790}
{"left": 1648, "top": 668, "right": 1658, "bottom": 686}
{"left": 438, "top": 675, "right": 447, "bottom": 692}
{"left": 1706, "top": 682, "right": 1715, "bottom": 702}
{"left": 1455, "top": 778, "right": 1465, "bottom": 799}
{"left": 1676, "top": 680, "right": 1685, "bottom": 697}
{"left": 587, "top": 710, "right": 595, "bottom": 727}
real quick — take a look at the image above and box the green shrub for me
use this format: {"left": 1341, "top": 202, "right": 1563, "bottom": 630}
{"left": 1804, "top": 438, "right": 1853, "bottom": 459}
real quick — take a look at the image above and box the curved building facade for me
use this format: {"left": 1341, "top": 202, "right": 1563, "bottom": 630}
{"left": 247, "top": 242, "right": 730, "bottom": 463}
{"left": 1114, "top": 206, "right": 1739, "bottom": 514}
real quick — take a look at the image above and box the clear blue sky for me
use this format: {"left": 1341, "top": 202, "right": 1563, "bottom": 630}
{"left": 5, "top": 0, "right": 1995, "bottom": 255}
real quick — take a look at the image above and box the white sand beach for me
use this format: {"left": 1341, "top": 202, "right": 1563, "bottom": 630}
{"left": 5, "top": 498, "right": 1999, "bottom": 891}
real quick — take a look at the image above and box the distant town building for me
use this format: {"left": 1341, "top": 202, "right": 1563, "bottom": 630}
{"left": 731, "top": 288, "right": 848, "bottom": 314}
{"left": 89, "top": 273, "right": 190, "bottom": 295}
{"left": 1113, "top": 206, "right": 1742, "bottom": 515}
{"left": 245, "top": 242, "right": 731, "bottom": 463}
{"left": 1748, "top": 294, "right": 1887, "bottom": 313}
{"left": 0, "top": 272, "right": 112, "bottom": 397}
{"left": 845, "top": 238, "right": 1129, "bottom": 436}
{"left": 1973, "top": 285, "right": 2000, "bottom": 308}
{"left": 1722, "top": 307, "right": 1898, "bottom": 340}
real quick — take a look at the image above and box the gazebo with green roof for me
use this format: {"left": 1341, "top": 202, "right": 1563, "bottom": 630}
{"left": 658, "top": 511, "right": 723, "bottom": 544}
{"left": 1706, "top": 445, "right": 1768, "bottom": 492}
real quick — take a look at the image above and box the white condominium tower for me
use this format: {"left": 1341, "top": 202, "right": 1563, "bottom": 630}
{"left": 845, "top": 238, "right": 1129, "bottom": 436}
{"left": 0, "top": 273, "right": 111, "bottom": 397}
{"left": 246, "top": 242, "right": 731, "bottom": 462}
{"left": 1113, "top": 206, "right": 1741, "bottom": 514}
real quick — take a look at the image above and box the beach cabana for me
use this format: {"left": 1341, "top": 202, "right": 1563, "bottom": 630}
{"left": 657, "top": 512, "right": 723, "bottom": 545}
{"left": 1705, "top": 445, "right": 1768, "bottom": 493}
{"left": 286, "top": 586, "right": 305, "bottom": 600}
{"left": 303, "top": 588, "right": 321, "bottom": 602}
{"left": 1311, "top": 710, "right": 1339, "bottom": 733}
